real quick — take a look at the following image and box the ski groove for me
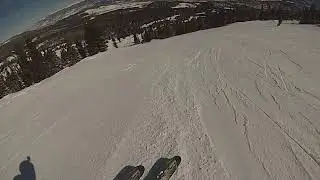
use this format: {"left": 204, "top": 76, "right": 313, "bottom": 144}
{"left": 286, "top": 142, "right": 313, "bottom": 180}
{"left": 222, "top": 90, "right": 238, "bottom": 124}
{"left": 298, "top": 112, "right": 320, "bottom": 137}
{"left": 259, "top": 106, "right": 320, "bottom": 168}
{"left": 216, "top": 65, "right": 320, "bottom": 172}
{"left": 270, "top": 94, "right": 281, "bottom": 111}
{"left": 279, "top": 50, "right": 303, "bottom": 71}
{"left": 242, "top": 115, "right": 252, "bottom": 152}
{"left": 254, "top": 80, "right": 267, "bottom": 102}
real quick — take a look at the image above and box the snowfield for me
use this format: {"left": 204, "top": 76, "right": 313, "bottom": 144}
{"left": 84, "top": 2, "right": 151, "bottom": 16}
{"left": 1, "top": 21, "right": 320, "bottom": 180}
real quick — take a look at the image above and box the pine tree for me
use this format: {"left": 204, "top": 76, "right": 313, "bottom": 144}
{"left": 44, "top": 48, "right": 63, "bottom": 76}
{"left": 84, "top": 24, "right": 107, "bottom": 55}
{"left": 259, "top": 4, "right": 264, "bottom": 20}
{"left": 276, "top": 5, "right": 283, "bottom": 26}
{"left": 142, "top": 29, "right": 151, "bottom": 43}
{"left": 112, "top": 37, "right": 118, "bottom": 48}
{"left": 76, "top": 41, "right": 87, "bottom": 59}
{"left": 66, "top": 42, "right": 81, "bottom": 65}
{"left": 14, "top": 43, "right": 33, "bottom": 86}
{"left": 97, "top": 36, "right": 107, "bottom": 52}
{"left": 60, "top": 42, "right": 82, "bottom": 67}
{"left": 85, "top": 25, "right": 99, "bottom": 56}
{"left": 60, "top": 47, "right": 69, "bottom": 67}
{"left": 4, "top": 68, "right": 24, "bottom": 93}
{"left": 310, "top": 3, "right": 316, "bottom": 20}
{"left": 0, "top": 75, "right": 9, "bottom": 98}
{"left": 25, "top": 39, "right": 45, "bottom": 82}
{"left": 133, "top": 34, "right": 140, "bottom": 44}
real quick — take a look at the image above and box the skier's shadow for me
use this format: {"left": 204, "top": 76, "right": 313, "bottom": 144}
{"left": 13, "top": 156, "right": 36, "bottom": 180}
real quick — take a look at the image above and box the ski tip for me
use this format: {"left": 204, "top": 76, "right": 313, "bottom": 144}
{"left": 172, "top": 156, "right": 182, "bottom": 165}
{"left": 136, "top": 165, "right": 145, "bottom": 173}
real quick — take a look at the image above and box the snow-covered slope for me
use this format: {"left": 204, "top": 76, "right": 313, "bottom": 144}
{"left": 33, "top": 0, "right": 95, "bottom": 29}
{"left": 1, "top": 21, "right": 320, "bottom": 180}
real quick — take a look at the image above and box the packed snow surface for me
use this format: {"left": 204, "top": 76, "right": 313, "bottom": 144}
{"left": 1, "top": 21, "right": 320, "bottom": 180}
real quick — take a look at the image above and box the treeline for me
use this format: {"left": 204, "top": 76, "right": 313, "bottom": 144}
{"left": 0, "top": 21, "right": 125, "bottom": 98}
{"left": 139, "top": 4, "right": 276, "bottom": 42}
{"left": 0, "top": 39, "right": 84, "bottom": 97}
{"left": 300, "top": 3, "right": 320, "bottom": 24}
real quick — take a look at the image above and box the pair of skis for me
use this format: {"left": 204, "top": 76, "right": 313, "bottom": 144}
{"left": 114, "top": 156, "right": 181, "bottom": 180}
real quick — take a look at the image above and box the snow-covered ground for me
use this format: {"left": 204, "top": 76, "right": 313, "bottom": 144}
{"left": 172, "top": 2, "right": 197, "bottom": 9}
{"left": 141, "top": 15, "right": 180, "bottom": 28}
{"left": 1, "top": 21, "right": 320, "bottom": 180}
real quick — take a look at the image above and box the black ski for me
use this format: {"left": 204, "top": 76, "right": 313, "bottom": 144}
{"left": 144, "top": 156, "right": 182, "bottom": 180}
{"left": 113, "top": 165, "right": 145, "bottom": 180}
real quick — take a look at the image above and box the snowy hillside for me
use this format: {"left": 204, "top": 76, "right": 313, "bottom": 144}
{"left": 31, "top": 0, "right": 312, "bottom": 30}
{"left": 33, "top": 0, "right": 95, "bottom": 29}
{"left": 1, "top": 21, "right": 320, "bottom": 180}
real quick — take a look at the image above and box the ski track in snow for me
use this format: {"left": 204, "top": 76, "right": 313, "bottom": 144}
{"left": 1, "top": 21, "right": 320, "bottom": 180}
